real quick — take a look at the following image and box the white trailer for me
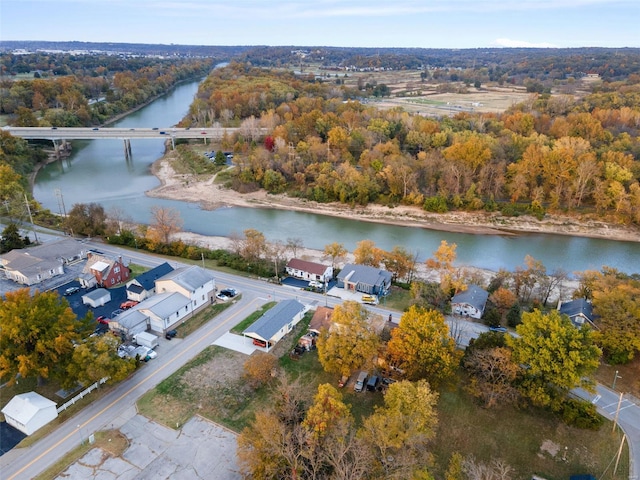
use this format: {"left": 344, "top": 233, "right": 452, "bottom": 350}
{"left": 133, "top": 332, "right": 159, "bottom": 349}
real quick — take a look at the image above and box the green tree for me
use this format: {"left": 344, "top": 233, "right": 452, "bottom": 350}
{"left": 506, "top": 309, "right": 601, "bottom": 407}
{"left": 66, "top": 335, "right": 136, "bottom": 386}
{"left": 214, "top": 150, "right": 227, "bottom": 166}
{"left": 359, "top": 380, "right": 438, "bottom": 479}
{"left": 0, "top": 289, "right": 91, "bottom": 386}
{"left": 66, "top": 202, "right": 107, "bottom": 237}
{"left": 1, "top": 222, "right": 25, "bottom": 253}
{"left": 317, "top": 301, "right": 380, "bottom": 376}
{"left": 386, "top": 306, "right": 460, "bottom": 386}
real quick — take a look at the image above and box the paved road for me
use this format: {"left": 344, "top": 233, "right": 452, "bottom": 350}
{"left": 2, "top": 126, "right": 264, "bottom": 140}
{"left": 573, "top": 384, "right": 639, "bottom": 480}
{"left": 0, "top": 242, "right": 407, "bottom": 479}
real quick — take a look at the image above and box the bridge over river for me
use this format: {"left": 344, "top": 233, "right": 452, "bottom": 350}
{"left": 3, "top": 126, "right": 260, "bottom": 159}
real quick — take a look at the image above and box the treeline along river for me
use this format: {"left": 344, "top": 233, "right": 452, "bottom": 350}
{"left": 33, "top": 79, "right": 640, "bottom": 276}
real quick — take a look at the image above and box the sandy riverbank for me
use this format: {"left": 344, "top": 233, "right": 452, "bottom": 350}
{"left": 146, "top": 153, "right": 640, "bottom": 244}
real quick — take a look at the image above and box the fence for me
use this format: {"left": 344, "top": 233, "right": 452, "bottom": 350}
{"left": 57, "top": 376, "right": 109, "bottom": 413}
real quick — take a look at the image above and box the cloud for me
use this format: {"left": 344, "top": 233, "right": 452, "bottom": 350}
{"left": 493, "top": 38, "right": 559, "bottom": 48}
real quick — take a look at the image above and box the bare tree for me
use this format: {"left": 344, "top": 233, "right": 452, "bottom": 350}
{"left": 148, "top": 206, "right": 183, "bottom": 244}
{"left": 107, "top": 206, "right": 133, "bottom": 235}
{"left": 286, "top": 237, "right": 304, "bottom": 258}
{"left": 268, "top": 239, "right": 288, "bottom": 280}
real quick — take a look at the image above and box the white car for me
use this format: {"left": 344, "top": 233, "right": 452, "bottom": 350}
{"left": 216, "top": 293, "right": 230, "bottom": 302}
{"left": 309, "top": 281, "right": 323, "bottom": 289}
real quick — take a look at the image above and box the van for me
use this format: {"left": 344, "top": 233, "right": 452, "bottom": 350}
{"left": 361, "top": 294, "right": 378, "bottom": 305}
{"left": 354, "top": 371, "right": 368, "bottom": 392}
{"left": 366, "top": 375, "right": 380, "bottom": 392}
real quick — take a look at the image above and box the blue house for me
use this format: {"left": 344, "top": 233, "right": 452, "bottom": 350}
{"left": 336, "top": 264, "right": 392, "bottom": 296}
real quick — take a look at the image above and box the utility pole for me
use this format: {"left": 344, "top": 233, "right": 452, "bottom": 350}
{"left": 24, "top": 194, "right": 39, "bottom": 244}
{"left": 612, "top": 391, "right": 624, "bottom": 434}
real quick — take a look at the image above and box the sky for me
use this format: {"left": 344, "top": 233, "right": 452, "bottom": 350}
{"left": 1, "top": 0, "right": 639, "bottom": 49}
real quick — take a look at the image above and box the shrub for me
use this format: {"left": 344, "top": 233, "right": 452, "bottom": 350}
{"left": 556, "top": 398, "right": 604, "bottom": 430}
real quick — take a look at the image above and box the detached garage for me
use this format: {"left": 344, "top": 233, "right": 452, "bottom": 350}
{"left": 1, "top": 392, "right": 58, "bottom": 436}
{"left": 82, "top": 288, "right": 111, "bottom": 308}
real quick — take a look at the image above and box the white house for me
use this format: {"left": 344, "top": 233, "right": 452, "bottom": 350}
{"left": 82, "top": 288, "right": 111, "bottom": 308}
{"left": 451, "top": 285, "right": 489, "bottom": 319}
{"left": 109, "top": 308, "right": 149, "bottom": 337}
{"left": 138, "top": 291, "right": 192, "bottom": 333}
{"left": 155, "top": 265, "right": 215, "bottom": 314}
{"left": 1, "top": 392, "right": 58, "bottom": 435}
{"left": 285, "top": 258, "right": 333, "bottom": 284}
{"left": 243, "top": 299, "right": 308, "bottom": 351}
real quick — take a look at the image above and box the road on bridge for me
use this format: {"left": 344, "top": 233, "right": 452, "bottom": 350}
{"left": 2, "top": 126, "right": 259, "bottom": 140}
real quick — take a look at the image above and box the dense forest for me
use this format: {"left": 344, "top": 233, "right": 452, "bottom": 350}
{"left": 186, "top": 62, "right": 640, "bottom": 225}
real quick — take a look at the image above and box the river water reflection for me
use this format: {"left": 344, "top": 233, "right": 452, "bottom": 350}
{"left": 33, "top": 80, "right": 640, "bottom": 275}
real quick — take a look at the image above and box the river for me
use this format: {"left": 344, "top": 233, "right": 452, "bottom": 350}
{"left": 32, "top": 80, "right": 640, "bottom": 275}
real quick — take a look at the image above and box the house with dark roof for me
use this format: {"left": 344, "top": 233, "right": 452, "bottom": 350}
{"left": 451, "top": 284, "right": 489, "bottom": 319}
{"left": 285, "top": 258, "right": 333, "bottom": 284}
{"left": 243, "top": 299, "right": 308, "bottom": 351}
{"left": 0, "top": 238, "right": 87, "bottom": 285}
{"left": 558, "top": 298, "right": 596, "bottom": 328}
{"left": 125, "top": 262, "right": 174, "bottom": 302}
{"left": 336, "top": 263, "right": 392, "bottom": 296}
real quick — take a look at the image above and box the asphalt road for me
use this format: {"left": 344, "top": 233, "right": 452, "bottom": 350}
{"left": 573, "top": 384, "right": 640, "bottom": 480}
{"left": 2, "top": 126, "right": 263, "bottom": 140}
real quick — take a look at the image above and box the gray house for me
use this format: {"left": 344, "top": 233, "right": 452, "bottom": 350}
{"left": 336, "top": 263, "right": 392, "bottom": 296}
{"left": 243, "top": 299, "right": 308, "bottom": 351}
{"left": 451, "top": 285, "right": 489, "bottom": 319}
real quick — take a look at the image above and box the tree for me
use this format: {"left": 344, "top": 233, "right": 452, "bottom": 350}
{"left": 285, "top": 237, "right": 304, "bottom": 258}
{"left": 241, "top": 228, "right": 267, "bottom": 264}
{"left": 353, "top": 239, "right": 383, "bottom": 267}
{"left": 302, "top": 383, "right": 352, "bottom": 441}
{"left": 214, "top": 150, "right": 227, "bottom": 166}
{"left": 463, "top": 347, "right": 521, "bottom": 408}
{"left": 506, "top": 309, "right": 601, "bottom": 407}
{"left": 386, "top": 306, "right": 460, "bottom": 386}
{"left": 382, "top": 246, "right": 417, "bottom": 283}
{"left": 591, "top": 276, "right": 640, "bottom": 363}
{"left": 66, "top": 335, "right": 136, "bottom": 386}
{"left": 0, "top": 289, "right": 91, "bottom": 386}
{"left": 489, "top": 287, "right": 517, "bottom": 322}
{"left": 243, "top": 351, "right": 279, "bottom": 388}
{"left": 148, "top": 206, "right": 183, "bottom": 244}
{"left": 66, "top": 202, "right": 107, "bottom": 237}
{"left": 323, "top": 241, "right": 347, "bottom": 271}
{"left": 0, "top": 222, "right": 25, "bottom": 253}
{"left": 317, "top": 301, "right": 380, "bottom": 376}
{"left": 359, "top": 380, "right": 438, "bottom": 479}
{"left": 426, "top": 240, "right": 465, "bottom": 294}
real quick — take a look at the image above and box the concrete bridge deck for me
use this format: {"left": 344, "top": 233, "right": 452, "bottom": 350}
{"left": 2, "top": 126, "right": 250, "bottom": 140}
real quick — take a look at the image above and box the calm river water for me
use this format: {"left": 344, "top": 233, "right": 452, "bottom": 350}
{"left": 33, "top": 80, "right": 640, "bottom": 275}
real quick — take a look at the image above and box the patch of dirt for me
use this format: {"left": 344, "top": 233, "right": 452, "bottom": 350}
{"left": 540, "top": 439, "right": 560, "bottom": 458}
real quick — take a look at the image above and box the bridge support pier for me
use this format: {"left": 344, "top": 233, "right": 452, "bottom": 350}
{"left": 123, "top": 139, "right": 132, "bottom": 160}
{"left": 171, "top": 136, "right": 175, "bottom": 150}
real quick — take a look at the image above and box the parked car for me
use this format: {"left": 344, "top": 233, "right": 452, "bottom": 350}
{"left": 64, "top": 286, "right": 80, "bottom": 296}
{"left": 165, "top": 329, "right": 178, "bottom": 340}
{"left": 489, "top": 326, "right": 508, "bottom": 333}
{"left": 216, "top": 293, "right": 230, "bottom": 302}
{"left": 309, "top": 281, "right": 323, "bottom": 289}
{"left": 120, "top": 300, "right": 139, "bottom": 310}
{"left": 366, "top": 375, "right": 380, "bottom": 392}
{"left": 220, "top": 288, "right": 237, "bottom": 297}
{"left": 361, "top": 294, "right": 378, "bottom": 305}
{"left": 354, "top": 371, "right": 368, "bottom": 392}
{"left": 96, "top": 316, "right": 109, "bottom": 325}
{"left": 338, "top": 375, "right": 349, "bottom": 388}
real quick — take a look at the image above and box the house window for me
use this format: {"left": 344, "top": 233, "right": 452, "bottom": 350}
{"left": 202, "top": 295, "right": 205, "bottom": 301}
{"left": 114, "top": 266, "right": 120, "bottom": 273}
{"left": 111, "top": 278, "right": 115, "bottom": 284}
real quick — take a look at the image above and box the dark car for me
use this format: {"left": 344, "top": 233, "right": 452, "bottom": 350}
{"left": 92, "top": 127, "right": 99, "bottom": 131}
{"left": 165, "top": 329, "right": 178, "bottom": 340}
{"left": 152, "top": 127, "right": 159, "bottom": 130}
{"left": 220, "top": 288, "right": 237, "bottom": 298}
{"left": 64, "top": 286, "right": 80, "bottom": 296}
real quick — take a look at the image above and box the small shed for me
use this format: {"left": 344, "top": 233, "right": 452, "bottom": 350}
{"left": 82, "top": 288, "right": 111, "bottom": 308}
{"left": 1, "top": 392, "right": 58, "bottom": 435}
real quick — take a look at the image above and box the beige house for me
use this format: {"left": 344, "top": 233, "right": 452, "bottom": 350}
{"left": 155, "top": 266, "right": 216, "bottom": 314}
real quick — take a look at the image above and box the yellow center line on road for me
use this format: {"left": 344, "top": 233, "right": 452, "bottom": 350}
{"left": 9, "top": 298, "right": 261, "bottom": 480}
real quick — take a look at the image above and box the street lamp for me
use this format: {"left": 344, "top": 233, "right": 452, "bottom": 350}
{"left": 612, "top": 370, "right": 622, "bottom": 390}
